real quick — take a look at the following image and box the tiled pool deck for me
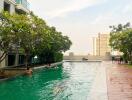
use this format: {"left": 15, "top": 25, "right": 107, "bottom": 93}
{"left": 90, "top": 62, "right": 132, "bottom": 100}
{"left": 89, "top": 62, "right": 108, "bottom": 100}
{"left": 106, "top": 62, "right": 132, "bottom": 100}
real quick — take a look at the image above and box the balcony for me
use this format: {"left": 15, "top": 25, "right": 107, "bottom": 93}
{"left": 15, "top": 0, "right": 30, "bottom": 14}
{"left": 4, "top": 0, "right": 16, "bottom": 4}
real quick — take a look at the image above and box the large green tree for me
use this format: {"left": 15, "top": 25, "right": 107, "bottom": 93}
{"left": 0, "top": 11, "right": 72, "bottom": 67}
{"left": 109, "top": 23, "right": 132, "bottom": 64}
{"left": 0, "top": 12, "right": 17, "bottom": 63}
{"left": 36, "top": 26, "right": 72, "bottom": 64}
{"left": 8, "top": 13, "right": 36, "bottom": 67}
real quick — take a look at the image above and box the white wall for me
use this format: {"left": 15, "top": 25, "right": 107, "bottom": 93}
{"left": 1, "top": 0, "right": 16, "bottom": 14}
{"left": 10, "top": 3, "right": 15, "bottom": 14}
{"left": 0, "top": 0, "right": 4, "bottom": 12}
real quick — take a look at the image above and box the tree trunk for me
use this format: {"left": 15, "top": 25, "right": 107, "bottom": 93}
{"left": 0, "top": 52, "right": 7, "bottom": 63}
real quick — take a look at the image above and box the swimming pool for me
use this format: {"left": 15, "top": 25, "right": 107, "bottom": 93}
{"left": 0, "top": 62, "right": 101, "bottom": 100}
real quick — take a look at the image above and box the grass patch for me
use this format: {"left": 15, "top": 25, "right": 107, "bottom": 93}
{"left": 123, "top": 64, "right": 132, "bottom": 68}
{"left": 127, "top": 64, "right": 132, "bottom": 68}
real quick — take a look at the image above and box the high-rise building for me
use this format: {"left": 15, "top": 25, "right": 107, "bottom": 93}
{"left": 0, "top": 0, "right": 30, "bottom": 68}
{"left": 0, "top": 0, "right": 30, "bottom": 14}
{"left": 93, "top": 33, "right": 111, "bottom": 56}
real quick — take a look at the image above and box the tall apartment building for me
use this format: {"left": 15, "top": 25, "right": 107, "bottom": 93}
{"left": 0, "top": 0, "right": 30, "bottom": 68}
{"left": 0, "top": 0, "right": 29, "bottom": 14}
{"left": 93, "top": 33, "right": 111, "bottom": 56}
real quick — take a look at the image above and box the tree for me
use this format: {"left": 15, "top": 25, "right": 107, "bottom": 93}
{"left": 0, "top": 11, "right": 72, "bottom": 67}
{"left": 109, "top": 22, "right": 132, "bottom": 64}
{"left": 0, "top": 12, "right": 17, "bottom": 63}
{"left": 36, "top": 26, "right": 72, "bottom": 64}
{"left": 10, "top": 13, "right": 37, "bottom": 68}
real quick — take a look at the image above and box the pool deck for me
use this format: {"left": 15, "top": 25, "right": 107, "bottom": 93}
{"left": 106, "top": 62, "right": 132, "bottom": 100}
{"left": 90, "top": 61, "right": 132, "bottom": 100}
{"left": 89, "top": 62, "right": 108, "bottom": 100}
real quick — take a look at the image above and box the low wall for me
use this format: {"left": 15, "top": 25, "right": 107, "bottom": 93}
{"left": 64, "top": 55, "right": 111, "bottom": 61}
{"left": 0, "top": 68, "right": 26, "bottom": 78}
{"left": 0, "top": 60, "right": 5, "bottom": 68}
{"left": 33, "top": 62, "right": 63, "bottom": 70}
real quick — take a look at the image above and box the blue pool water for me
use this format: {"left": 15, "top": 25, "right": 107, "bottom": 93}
{"left": 0, "top": 62, "right": 101, "bottom": 100}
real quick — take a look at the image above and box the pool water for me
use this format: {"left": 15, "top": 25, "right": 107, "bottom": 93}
{"left": 0, "top": 62, "right": 101, "bottom": 100}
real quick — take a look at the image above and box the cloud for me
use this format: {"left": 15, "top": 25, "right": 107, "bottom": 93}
{"left": 45, "top": 0, "right": 107, "bottom": 19}
{"left": 122, "top": 4, "right": 132, "bottom": 13}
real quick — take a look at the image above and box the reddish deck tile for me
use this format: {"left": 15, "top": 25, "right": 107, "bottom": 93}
{"left": 106, "top": 64, "right": 132, "bottom": 100}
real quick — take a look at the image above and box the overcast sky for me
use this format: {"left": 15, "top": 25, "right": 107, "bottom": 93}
{"left": 28, "top": 0, "right": 132, "bottom": 55}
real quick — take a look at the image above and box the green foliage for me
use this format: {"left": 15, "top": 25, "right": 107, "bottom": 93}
{"left": 54, "top": 52, "right": 63, "bottom": 62}
{"left": 109, "top": 22, "right": 132, "bottom": 64}
{"left": 0, "top": 11, "right": 18, "bottom": 62}
{"left": 0, "top": 11, "right": 72, "bottom": 65}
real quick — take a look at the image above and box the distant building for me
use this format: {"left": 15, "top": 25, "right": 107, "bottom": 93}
{"left": 0, "top": 0, "right": 30, "bottom": 68}
{"left": 0, "top": 0, "right": 30, "bottom": 14}
{"left": 93, "top": 33, "right": 111, "bottom": 56}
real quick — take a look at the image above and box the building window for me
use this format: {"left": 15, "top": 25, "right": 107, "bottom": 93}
{"left": 15, "top": 0, "right": 29, "bottom": 9}
{"left": 19, "top": 55, "right": 25, "bottom": 65}
{"left": 4, "top": 2, "right": 10, "bottom": 12}
{"left": 8, "top": 55, "right": 15, "bottom": 66}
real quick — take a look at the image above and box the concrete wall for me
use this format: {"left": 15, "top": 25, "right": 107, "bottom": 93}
{"left": 0, "top": 0, "right": 4, "bottom": 12}
{"left": 64, "top": 55, "right": 111, "bottom": 61}
{"left": 0, "top": 68, "right": 26, "bottom": 78}
{"left": 0, "top": 59, "right": 6, "bottom": 68}
{"left": 10, "top": 3, "right": 15, "bottom": 14}
{"left": 4, "top": 0, "right": 16, "bottom": 14}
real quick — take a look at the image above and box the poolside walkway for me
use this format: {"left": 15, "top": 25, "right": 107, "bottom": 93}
{"left": 106, "top": 62, "right": 132, "bottom": 100}
{"left": 89, "top": 62, "right": 108, "bottom": 100}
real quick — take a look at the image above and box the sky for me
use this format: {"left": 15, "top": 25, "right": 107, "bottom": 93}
{"left": 28, "top": 0, "right": 132, "bottom": 55}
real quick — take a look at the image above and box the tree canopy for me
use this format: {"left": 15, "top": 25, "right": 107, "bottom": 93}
{"left": 0, "top": 11, "right": 72, "bottom": 66}
{"left": 109, "top": 22, "right": 132, "bottom": 64}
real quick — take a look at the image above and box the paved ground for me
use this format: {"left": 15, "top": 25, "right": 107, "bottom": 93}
{"left": 89, "top": 62, "right": 108, "bottom": 100}
{"left": 106, "top": 63, "right": 132, "bottom": 100}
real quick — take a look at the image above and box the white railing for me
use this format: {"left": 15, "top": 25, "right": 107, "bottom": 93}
{"left": 7, "top": 0, "right": 16, "bottom": 4}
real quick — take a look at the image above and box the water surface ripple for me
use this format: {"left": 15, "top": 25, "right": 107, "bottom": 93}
{"left": 0, "top": 62, "right": 101, "bottom": 100}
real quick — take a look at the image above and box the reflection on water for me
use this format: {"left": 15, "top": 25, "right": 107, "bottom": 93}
{"left": 0, "top": 62, "right": 101, "bottom": 100}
